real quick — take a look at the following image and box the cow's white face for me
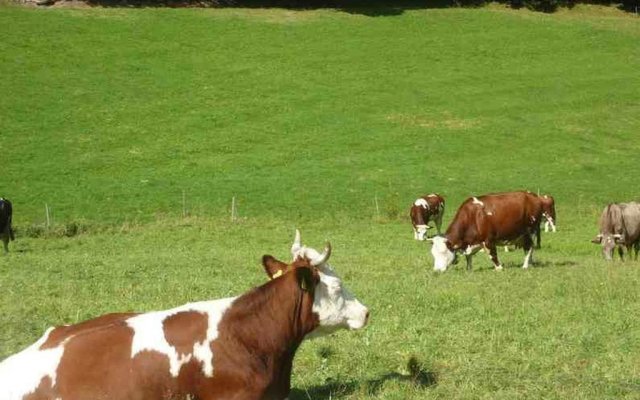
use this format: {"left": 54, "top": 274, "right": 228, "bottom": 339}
{"left": 430, "top": 236, "right": 455, "bottom": 271}
{"left": 415, "top": 225, "right": 429, "bottom": 241}
{"left": 291, "top": 232, "right": 369, "bottom": 338}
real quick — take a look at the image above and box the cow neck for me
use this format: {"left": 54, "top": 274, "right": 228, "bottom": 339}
{"left": 445, "top": 223, "right": 466, "bottom": 250}
{"left": 411, "top": 207, "right": 426, "bottom": 225}
{"left": 220, "top": 269, "right": 318, "bottom": 361}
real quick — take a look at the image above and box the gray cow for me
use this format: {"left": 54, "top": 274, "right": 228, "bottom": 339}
{"left": 591, "top": 202, "right": 640, "bottom": 261}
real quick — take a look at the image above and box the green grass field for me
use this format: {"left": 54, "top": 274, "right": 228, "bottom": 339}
{"left": 1, "top": 3, "right": 639, "bottom": 399}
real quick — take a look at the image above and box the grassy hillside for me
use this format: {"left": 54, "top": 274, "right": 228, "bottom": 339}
{"left": 1, "top": 4, "right": 638, "bottom": 224}
{"left": 0, "top": 4, "right": 639, "bottom": 399}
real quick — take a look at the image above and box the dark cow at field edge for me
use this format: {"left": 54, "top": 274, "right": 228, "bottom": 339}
{"left": 0, "top": 197, "right": 15, "bottom": 254}
{"left": 591, "top": 202, "right": 640, "bottom": 260}
{"left": 0, "top": 231, "right": 369, "bottom": 400}
{"left": 410, "top": 193, "right": 445, "bottom": 240}
{"left": 429, "top": 191, "right": 544, "bottom": 271}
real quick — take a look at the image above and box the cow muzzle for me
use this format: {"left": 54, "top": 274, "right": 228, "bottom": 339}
{"left": 415, "top": 225, "right": 429, "bottom": 241}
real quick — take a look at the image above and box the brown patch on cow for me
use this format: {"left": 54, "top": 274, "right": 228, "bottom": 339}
{"left": 23, "top": 376, "right": 55, "bottom": 400}
{"left": 176, "top": 358, "right": 207, "bottom": 395}
{"left": 54, "top": 323, "right": 136, "bottom": 398}
{"left": 40, "top": 312, "right": 138, "bottom": 350}
{"left": 53, "top": 323, "right": 182, "bottom": 399}
{"left": 163, "top": 311, "right": 208, "bottom": 357}
{"left": 130, "top": 350, "right": 178, "bottom": 398}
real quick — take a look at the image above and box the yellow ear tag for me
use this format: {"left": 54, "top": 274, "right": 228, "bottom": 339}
{"left": 272, "top": 270, "right": 284, "bottom": 279}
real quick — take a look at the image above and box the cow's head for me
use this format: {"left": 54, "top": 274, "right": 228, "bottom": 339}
{"left": 414, "top": 224, "right": 431, "bottom": 241}
{"left": 428, "top": 236, "right": 455, "bottom": 271}
{"left": 591, "top": 233, "right": 624, "bottom": 260}
{"left": 541, "top": 195, "right": 557, "bottom": 231}
{"left": 262, "top": 230, "right": 369, "bottom": 338}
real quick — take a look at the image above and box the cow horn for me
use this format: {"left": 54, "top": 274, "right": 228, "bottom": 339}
{"left": 310, "top": 242, "right": 332, "bottom": 266}
{"left": 291, "top": 229, "right": 302, "bottom": 255}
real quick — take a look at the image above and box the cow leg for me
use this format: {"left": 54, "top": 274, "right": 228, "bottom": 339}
{"left": 535, "top": 224, "right": 542, "bottom": 249}
{"left": 434, "top": 213, "right": 443, "bottom": 235}
{"left": 465, "top": 254, "right": 473, "bottom": 271}
{"left": 2, "top": 237, "right": 8, "bottom": 254}
{"left": 522, "top": 235, "right": 534, "bottom": 269}
{"left": 618, "top": 246, "right": 625, "bottom": 261}
{"left": 487, "top": 245, "right": 502, "bottom": 270}
{"left": 634, "top": 242, "right": 640, "bottom": 260}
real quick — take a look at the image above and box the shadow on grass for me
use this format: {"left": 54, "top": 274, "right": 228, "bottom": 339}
{"left": 76, "top": 0, "right": 471, "bottom": 16}
{"left": 290, "top": 365, "right": 437, "bottom": 399}
{"left": 446, "top": 257, "right": 578, "bottom": 273}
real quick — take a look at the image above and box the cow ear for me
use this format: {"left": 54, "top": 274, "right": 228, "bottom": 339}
{"left": 262, "top": 255, "right": 288, "bottom": 279}
{"left": 295, "top": 267, "right": 315, "bottom": 292}
{"left": 590, "top": 236, "right": 602, "bottom": 244}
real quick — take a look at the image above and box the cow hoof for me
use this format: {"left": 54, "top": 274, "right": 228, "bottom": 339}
{"left": 495, "top": 265, "right": 503, "bottom": 271}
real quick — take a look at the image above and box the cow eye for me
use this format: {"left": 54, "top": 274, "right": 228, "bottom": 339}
{"left": 329, "top": 284, "right": 342, "bottom": 294}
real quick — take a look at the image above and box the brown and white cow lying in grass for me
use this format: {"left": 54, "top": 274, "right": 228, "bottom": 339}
{"left": 0, "top": 231, "right": 369, "bottom": 400}
{"left": 429, "top": 191, "right": 544, "bottom": 271}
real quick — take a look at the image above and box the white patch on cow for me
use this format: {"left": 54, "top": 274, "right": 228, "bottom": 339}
{"left": 291, "top": 243, "right": 368, "bottom": 338}
{"left": 486, "top": 211, "right": 493, "bottom": 216}
{"left": 522, "top": 247, "right": 533, "bottom": 269}
{"left": 430, "top": 236, "right": 455, "bottom": 271}
{"left": 414, "top": 198, "right": 429, "bottom": 209}
{"left": 0, "top": 327, "right": 66, "bottom": 400}
{"left": 127, "top": 298, "right": 235, "bottom": 378}
{"left": 464, "top": 244, "right": 481, "bottom": 256}
{"left": 472, "top": 197, "right": 484, "bottom": 206}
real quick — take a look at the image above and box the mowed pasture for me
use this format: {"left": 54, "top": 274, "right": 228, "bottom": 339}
{"left": 1, "top": 3, "right": 640, "bottom": 399}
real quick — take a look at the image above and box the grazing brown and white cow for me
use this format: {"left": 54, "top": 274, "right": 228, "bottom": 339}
{"left": 429, "top": 191, "right": 543, "bottom": 271}
{"left": 410, "top": 194, "right": 445, "bottom": 240}
{"left": 0, "top": 231, "right": 369, "bottom": 400}
{"left": 0, "top": 197, "right": 15, "bottom": 254}
{"left": 591, "top": 202, "right": 640, "bottom": 261}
